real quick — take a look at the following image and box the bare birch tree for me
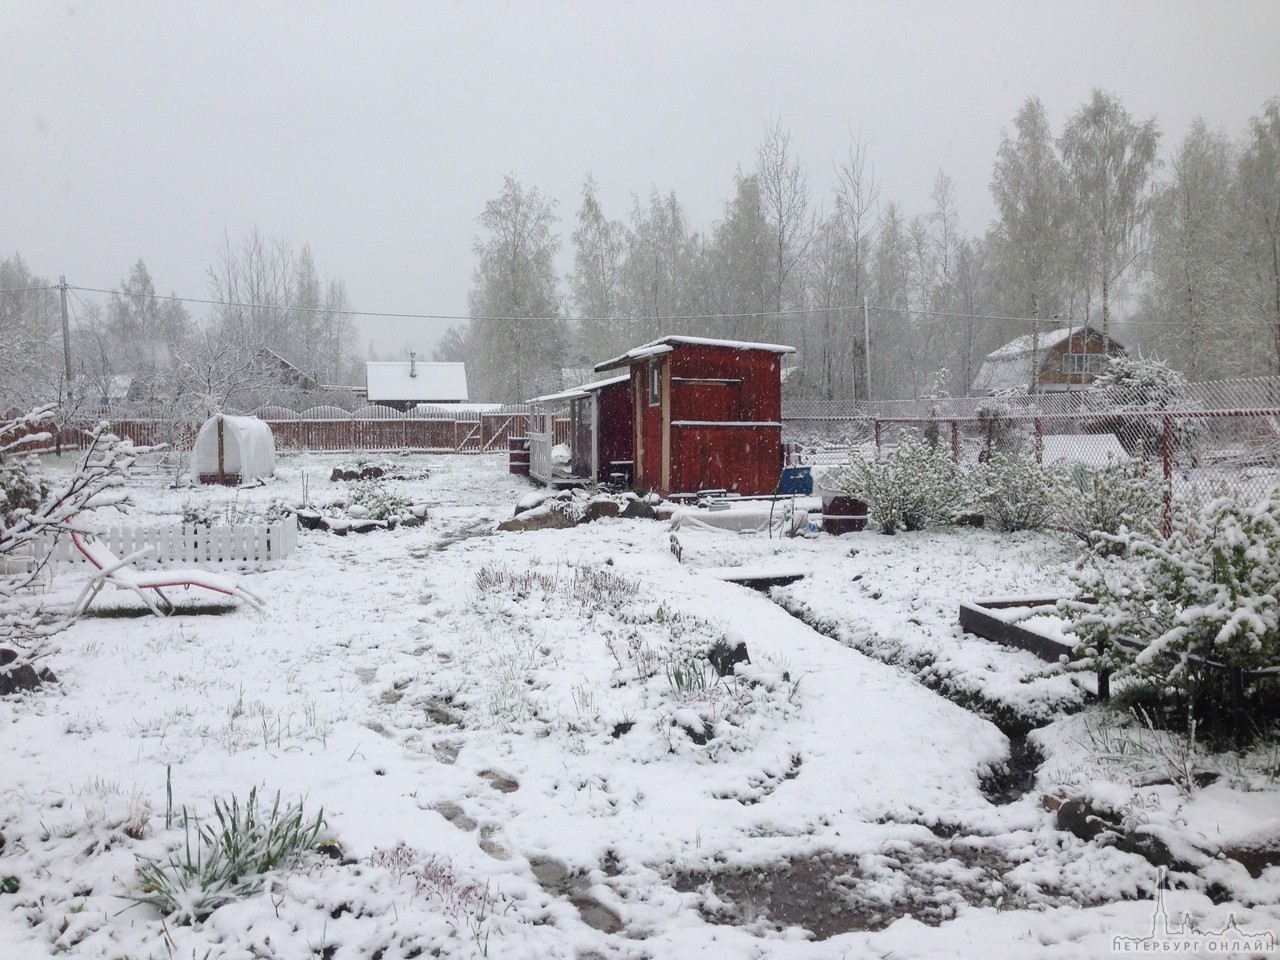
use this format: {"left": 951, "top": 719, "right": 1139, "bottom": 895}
{"left": 1235, "top": 97, "right": 1280, "bottom": 376}
{"left": 468, "top": 175, "right": 565, "bottom": 402}
{"left": 756, "top": 120, "right": 815, "bottom": 344}
{"left": 1059, "top": 90, "right": 1160, "bottom": 350}
{"left": 1144, "top": 119, "right": 1241, "bottom": 380}
{"left": 989, "top": 96, "right": 1069, "bottom": 390}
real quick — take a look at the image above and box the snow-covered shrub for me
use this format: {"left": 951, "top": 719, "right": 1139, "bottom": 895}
{"left": 1065, "top": 488, "right": 1280, "bottom": 741}
{"left": 3, "top": 408, "right": 135, "bottom": 686}
{"left": 181, "top": 496, "right": 293, "bottom": 528}
{"left": 830, "top": 430, "right": 959, "bottom": 534}
{"left": 346, "top": 479, "right": 411, "bottom": 521}
{"left": 0, "top": 454, "right": 46, "bottom": 530}
{"left": 1081, "top": 355, "right": 1202, "bottom": 460}
{"left": 1057, "top": 458, "right": 1165, "bottom": 554}
{"left": 974, "top": 387, "right": 1032, "bottom": 459}
{"left": 971, "top": 453, "right": 1065, "bottom": 532}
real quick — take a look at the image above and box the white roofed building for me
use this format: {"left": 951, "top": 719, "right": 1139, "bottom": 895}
{"left": 364, "top": 357, "right": 469, "bottom": 411}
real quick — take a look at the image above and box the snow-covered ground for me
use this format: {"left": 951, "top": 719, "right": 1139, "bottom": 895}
{"left": 2, "top": 452, "right": 1278, "bottom": 959}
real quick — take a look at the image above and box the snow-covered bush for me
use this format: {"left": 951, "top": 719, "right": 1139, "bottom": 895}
{"left": 1057, "top": 458, "right": 1165, "bottom": 554}
{"left": 0, "top": 454, "right": 46, "bottom": 530}
{"left": 346, "top": 478, "right": 411, "bottom": 521}
{"left": 972, "top": 453, "right": 1065, "bottom": 532}
{"left": 974, "top": 387, "right": 1033, "bottom": 459}
{"left": 830, "top": 430, "right": 959, "bottom": 534}
{"left": 181, "top": 496, "right": 293, "bottom": 528}
{"left": 1065, "top": 488, "right": 1280, "bottom": 741}
{"left": 1082, "top": 355, "right": 1202, "bottom": 460}
{"left": 3, "top": 408, "right": 136, "bottom": 688}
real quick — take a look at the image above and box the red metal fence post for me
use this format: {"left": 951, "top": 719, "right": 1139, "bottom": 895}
{"left": 1034, "top": 418, "right": 1043, "bottom": 464}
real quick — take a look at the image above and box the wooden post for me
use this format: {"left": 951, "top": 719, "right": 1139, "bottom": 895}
{"left": 216, "top": 415, "right": 226, "bottom": 484}
{"left": 950, "top": 421, "right": 960, "bottom": 462}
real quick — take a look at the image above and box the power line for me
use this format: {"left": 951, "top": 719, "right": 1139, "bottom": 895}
{"left": 5, "top": 280, "right": 1227, "bottom": 330}
{"left": 60, "top": 282, "right": 1064, "bottom": 327}
{"left": 870, "top": 304, "right": 1065, "bottom": 324}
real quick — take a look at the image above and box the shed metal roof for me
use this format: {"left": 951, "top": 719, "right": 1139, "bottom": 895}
{"left": 594, "top": 336, "right": 795, "bottom": 372}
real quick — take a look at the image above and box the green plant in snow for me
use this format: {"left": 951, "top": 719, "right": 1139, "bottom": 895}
{"left": 347, "top": 479, "right": 410, "bottom": 520}
{"left": 1058, "top": 458, "right": 1165, "bottom": 554}
{"left": 1064, "top": 488, "right": 1280, "bottom": 742}
{"left": 127, "top": 786, "right": 325, "bottom": 923}
{"left": 971, "top": 453, "right": 1065, "bottom": 532}
{"left": 830, "top": 430, "right": 959, "bottom": 534}
{"left": 666, "top": 656, "right": 716, "bottom": 700}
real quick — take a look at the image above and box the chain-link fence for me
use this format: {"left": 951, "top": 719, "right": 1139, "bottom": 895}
{"left": 783, "top": 377, "right": 1280, "bottom": 512}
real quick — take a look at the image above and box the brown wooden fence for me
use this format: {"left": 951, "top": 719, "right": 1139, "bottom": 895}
{"left": 262, "top": 413, "right": 526, "bottom": 453}
{"left": 79, "top": 411, "right": 529, "bottom": 455}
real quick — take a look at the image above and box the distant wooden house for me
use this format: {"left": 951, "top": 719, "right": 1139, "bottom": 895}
{"left": 592, "top": 336, "right": 795, "bottom": 497}
{"left": 98, "top": 374, "right": 147, "bottom": 406}
{"left": 259, "top": 348, "right": 321, "bottom": 390}
{"left": 972, "top": 326, "right": 1126, "bottom": 395}
{"left": 364, "top": 356, "right": 468, "bottom": 411}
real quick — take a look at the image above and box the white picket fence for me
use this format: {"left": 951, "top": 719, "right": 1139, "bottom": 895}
{"left": 40, "top": 515, "right": 298, "bottom": 567}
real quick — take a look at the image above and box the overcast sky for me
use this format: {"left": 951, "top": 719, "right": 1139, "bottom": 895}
{"left": 3, "top": 1, "right": 1278, "bottom": 360}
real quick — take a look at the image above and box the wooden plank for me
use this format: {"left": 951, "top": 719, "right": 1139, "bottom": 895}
{"left": 704, "top": 566, "right": 808, "bottom": 589}
{"left": 958, "top": 600, "right": 1075, "bottom": 663}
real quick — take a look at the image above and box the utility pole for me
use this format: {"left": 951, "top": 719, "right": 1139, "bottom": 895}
{"left": 59, "top": 275, "right": 73, "bottom": 386}
{"left": 862, "top": 296, "right": 872, "bottom": 401}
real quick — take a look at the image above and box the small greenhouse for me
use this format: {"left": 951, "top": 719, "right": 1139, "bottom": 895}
{"left": 190, "top": 414, "right": 277, "bottom": 486}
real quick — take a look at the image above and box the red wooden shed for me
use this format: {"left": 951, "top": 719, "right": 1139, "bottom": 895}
{"left": 594, "top": 336, "right": 795, "bottom": 497}
{"left": 526, "top": 374, "right": 633, "bottom": 485}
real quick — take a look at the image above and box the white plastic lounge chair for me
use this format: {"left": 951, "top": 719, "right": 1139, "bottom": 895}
{"left": 70, "top": 528, "right": 265, "bottom": 616}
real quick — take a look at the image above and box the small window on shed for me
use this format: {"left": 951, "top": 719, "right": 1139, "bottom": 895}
{"left": 648, "top": 360, "right": 661, "bottom": 406}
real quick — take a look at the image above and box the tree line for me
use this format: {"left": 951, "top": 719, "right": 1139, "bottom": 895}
{"left": 4, "top": 90, "right": 1277, "bottom": 411}
{"left": 448, "top": 92, "right": 1280, "bottom": 403}
{"left": 0, "top": 228, "right": 361, "bottom": 416}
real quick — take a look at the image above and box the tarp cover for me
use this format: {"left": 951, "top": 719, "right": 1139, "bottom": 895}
{"left": 669, "top": 505, "right": 810, "bottom": 536}
{"left": 189, "top": 415, "right": 276, "bottom": 482}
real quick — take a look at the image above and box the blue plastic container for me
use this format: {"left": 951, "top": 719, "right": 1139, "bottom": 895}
{"left": 778, "top": 466, "right": 813, "bottom": 495}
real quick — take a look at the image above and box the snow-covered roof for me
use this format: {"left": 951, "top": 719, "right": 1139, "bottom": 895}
{"left": 972, "top": 326, "right": 1119, "bottom": 394}
{"left": 104, "top": 375, "right": 134, "bottom": 402}
{"left": 985, "top": 327, "right": 1078, "bottom": 361}
{"left": 528, "top": 374, "right": 631, "bottom": 405}
{"left": 580, "top": 374, "right": 630, "bottom": 393}
{"left": 528, "top": 386, "right": 589, "bottom": 404}
{"left": 366, "top": 361, "right": 468, "bottom": 402}
{"left": 594, "top": 336, "right": 796, "bottom": 372}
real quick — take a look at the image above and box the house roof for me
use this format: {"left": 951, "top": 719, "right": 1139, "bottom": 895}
{"left": 365, "top": 361, "right": 468, "bottom": 402}
{"left": 971, "top": 325, "right": 1120, "bottom": 394}
{"left": 594, "top": 336, "right": 796, "bottom": 372}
